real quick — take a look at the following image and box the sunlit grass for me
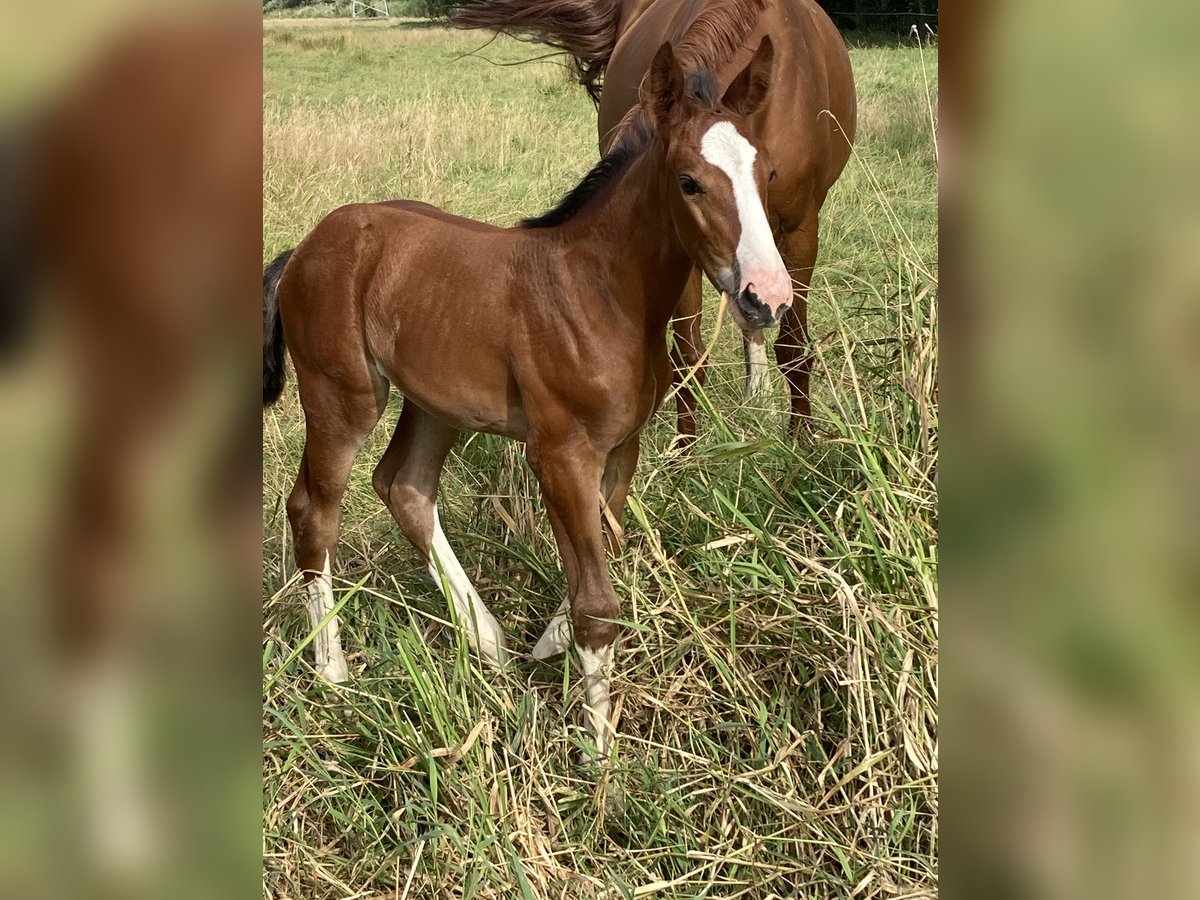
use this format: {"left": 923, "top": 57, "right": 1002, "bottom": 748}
{"left": 263, "top": 20, "right": 937, "bottom": 899}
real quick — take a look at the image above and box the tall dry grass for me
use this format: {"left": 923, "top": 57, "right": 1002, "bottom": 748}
{"left": 263, "top": 21, "right": 937, "bottom": 899}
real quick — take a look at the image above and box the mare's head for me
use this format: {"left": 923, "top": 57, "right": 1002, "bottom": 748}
{"left": 648, "top": 37, "right": 791, "bottom": 329}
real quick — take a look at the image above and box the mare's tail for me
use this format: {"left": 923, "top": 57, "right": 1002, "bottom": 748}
{"left": 262, "top": 248, "right": 294, "bottom": 407}
{"left": 452, "top": 0, "right": 622, "bottom": 105}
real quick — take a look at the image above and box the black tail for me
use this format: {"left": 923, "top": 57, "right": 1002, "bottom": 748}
{"left": 262, "top": 248, "right": 293, "bottom": 407}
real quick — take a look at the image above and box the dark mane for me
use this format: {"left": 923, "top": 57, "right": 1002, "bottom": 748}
{"left": 520, "top": 118, "right": 653, "bottom": 229}
{"left": 675, "top": 0, "right": 770, "bottom": 74}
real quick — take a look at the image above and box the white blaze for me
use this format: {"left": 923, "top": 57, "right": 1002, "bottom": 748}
{"left": 699, "top": 121, "right": 788, "bottom": 305}
{"left": 429, "top": 506, "right": 507, "bottom": 667}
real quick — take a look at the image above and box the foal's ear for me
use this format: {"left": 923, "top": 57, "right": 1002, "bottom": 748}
{"left": 648, "top": 41, "right": 685, "bottom": 129}
{"left": 722, "top": 36, "right": 774, "bottom": 118}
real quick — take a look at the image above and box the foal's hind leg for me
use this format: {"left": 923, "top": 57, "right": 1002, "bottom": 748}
{"left": 287, "top": 375, "right": 385, "bottom": 683}
{"left": 372, "top": 401, "right": 506, "bottom": 667}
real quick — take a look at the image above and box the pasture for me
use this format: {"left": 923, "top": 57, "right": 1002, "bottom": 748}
{"left": 263, "top": 19, "right": 937, "bottom": 899}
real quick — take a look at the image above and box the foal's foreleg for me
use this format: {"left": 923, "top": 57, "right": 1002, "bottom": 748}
{"left": 528, "top": 437, "right": 619, "bottom": 758}
{"left": 600, "top": 433, "right": 641, "bottom": 555}
{"left": 534, "top": 432, "right": 642, "bottom": 659}
{"left": 372, "top": 402, "right": 506, "bottom": 667}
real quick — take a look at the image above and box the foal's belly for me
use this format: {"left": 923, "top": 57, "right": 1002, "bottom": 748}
{"left": 364, "top": 329, "right": 509, "bottom": 439}
{"left": 402, "top": 383, "right": 527, "bottom": 440}
{"left": 373, "top": 351, "right": 526, "bottom": 439}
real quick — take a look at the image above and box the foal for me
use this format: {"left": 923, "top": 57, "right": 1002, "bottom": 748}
{"left": 263, "top": 39, "right": 790, "bottom": 755}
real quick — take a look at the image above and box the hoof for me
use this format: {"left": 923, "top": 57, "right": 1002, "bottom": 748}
{"left": 471, "top": 610, "right": 509, "bottom": 671}
{"left": 316, "top": 657, "right": 349, "bottom": 684}
{"left": 743, "top": 368, "right": 770, "bottom": 401}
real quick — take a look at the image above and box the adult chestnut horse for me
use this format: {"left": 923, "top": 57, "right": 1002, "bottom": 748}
{"left": 263, "top": 39, "right": 788, "bottom": 756}
{"left": 456, "top": 0, "right": 856, "bottom": 436}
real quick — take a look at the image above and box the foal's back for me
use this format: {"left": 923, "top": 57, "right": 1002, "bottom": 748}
{"left": 280, "top": 201, "right": 525, "bottom": 434}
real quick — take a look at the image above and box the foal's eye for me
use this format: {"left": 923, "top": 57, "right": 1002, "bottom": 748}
{"left": 769, "top": 169, "right": 778, "bottom": 182}
{"left": 678, "top": 174, "right": 702, "bottom": 196}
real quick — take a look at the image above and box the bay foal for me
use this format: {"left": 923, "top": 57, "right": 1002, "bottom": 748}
{"left": 263, "top": 40, "right": 789, "bottom": 756}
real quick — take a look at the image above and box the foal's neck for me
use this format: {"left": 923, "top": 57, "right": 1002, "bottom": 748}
{"left": 560, "top": 143, "right": 694, "bottom": 340}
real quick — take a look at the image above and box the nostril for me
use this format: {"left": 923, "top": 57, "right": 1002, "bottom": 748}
{"left": 736, "top": 292, "right": 774, "bottom": 327}
{"left": 739, "top": 287, "right": 765, "bottom": 311}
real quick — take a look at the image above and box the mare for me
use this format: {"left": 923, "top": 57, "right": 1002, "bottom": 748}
{"left": 263, "top": 38, "right": 790, "bottom": 756}
{"left": 455, "top": 0, "right": 857, "bottom": 436}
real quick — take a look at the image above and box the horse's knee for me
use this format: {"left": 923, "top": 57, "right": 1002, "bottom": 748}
{"left": 285, "top": 483, "right": 309, "bottom": 533}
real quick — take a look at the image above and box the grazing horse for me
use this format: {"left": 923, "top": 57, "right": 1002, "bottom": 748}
{"left": 263, "top": 38, "right": 789, "bottom": 755}
{"left": 455, "top": 0, "right": 856, "bottom": 436}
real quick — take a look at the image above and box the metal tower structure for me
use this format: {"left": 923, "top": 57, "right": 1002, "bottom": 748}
{"left": 351, "top": 0, "right": 390, "bottom": 18}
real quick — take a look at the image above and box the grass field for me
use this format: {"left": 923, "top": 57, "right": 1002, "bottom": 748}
{"left": 263, "top": 19, "right": 937, "bottom": 899}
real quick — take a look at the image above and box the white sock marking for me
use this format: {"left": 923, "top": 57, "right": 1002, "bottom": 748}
{"left": 75, "top": 661, "right": 159, "bottom": 873}
{"left": 700, "top": 121, "right": 788, "bottom": 303}
{"left": 532, "top": 597, "right": 572, "bottom": 659}
{"left": 576, "top": 642, "right": 615, "bottom": 759}
{"left": 305, "top": 551, "right": 349, "bottom": 683}
{"left": 429, "top": 506, "right": 507, "bottom": 667}
{"left": 744, "top": 330, "right": 770, "bottom": 399}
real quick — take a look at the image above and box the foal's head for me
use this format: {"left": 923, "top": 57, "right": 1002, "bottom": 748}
{"left": 648, "top": 37, "right": 792, "bottom": 330}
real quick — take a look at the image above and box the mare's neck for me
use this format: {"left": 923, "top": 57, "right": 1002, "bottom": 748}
{"left": 558, "top": 142, "right": 694, "bottom": 341}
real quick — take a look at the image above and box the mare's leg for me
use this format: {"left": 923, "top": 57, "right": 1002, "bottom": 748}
{"left": 371, "top": 401, "right": 505, "bottom": 666}
{"left": 534, "top": 432, "right": 642, "bottom": 659}
{"left": 669, "top": 268, "right": 706, "bottom": 441}
{"left": 286, "top": 371, "right": 385, "bottom": 683}
{"left": 775, "top": 215, "right": 820, "bottom": 433}
{"left": 527, "top": 435, "right": 618, "bottom": 758}
{"left": 743, "top": 329, "right": 770, "bottom": 400}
